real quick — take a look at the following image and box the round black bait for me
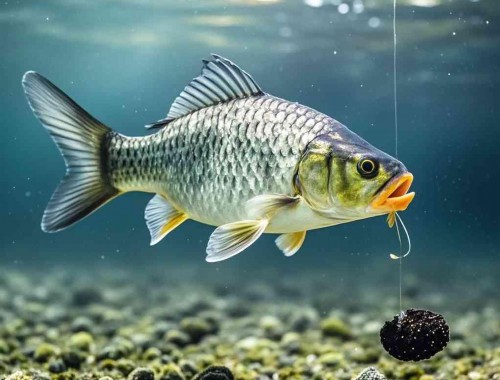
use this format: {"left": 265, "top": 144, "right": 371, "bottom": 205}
{"left": 380, "top": 309, "right": 449, "bottom": 361}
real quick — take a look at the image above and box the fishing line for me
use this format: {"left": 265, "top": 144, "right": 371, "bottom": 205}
{"left": 391, "top": 0, "right": 405, "bottom": 312}
{"left": 393, "top": 214, "right": 403, "bottom": 310}
{"left": 390, "top": 214, "right": 411, "bottom": 261}
{"left": 393, "top": 0, "right": 399, "bottom": 159}
{"left": 390, "top": 213, "right": 412, "bottom": 310}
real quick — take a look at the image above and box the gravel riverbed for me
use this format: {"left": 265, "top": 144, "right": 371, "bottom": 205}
{"left": 0, "top": 257, "right": 498, "bottom": 380}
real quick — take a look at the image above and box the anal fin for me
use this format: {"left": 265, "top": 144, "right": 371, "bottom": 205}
{"left": 145, "top": 195, "right": 187, "bottom": 245}
{"left": 275, "top": 231, "right": 306, "bottom": 257}
{"left": 206, "top": 220, "right": 268, "bottom": 262}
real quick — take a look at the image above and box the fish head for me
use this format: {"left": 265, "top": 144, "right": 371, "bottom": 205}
{"left": 296, "top": 131, "right": 415, "bottom": 220}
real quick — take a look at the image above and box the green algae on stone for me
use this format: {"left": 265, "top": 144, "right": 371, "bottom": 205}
{"left": 5, "top": 370, "right": 50, "bottom": 380}
{"left": 237, "top": 338, "right": 280, "bottom": 366}
{"left": 60, "top": 350, "right": 86, "bottom": 370}
{"left": 142, "top": 347, "right": 162, "bottom": 361}
{"left": 419, "top": 375, "right": 436, "bottom": 380}
{"left": 164, "top": 330, "right": 190, "bottom": 347}
{"left": 68, "top": 332, "right": 94, "bottom": 352}
{"left": 191, "top": 353, "right": 216, "bottom": 369}
{"left": 179, "top": 318, "right": 213, "bottom": 343}
{"left": 8, "top": 349, "right": 28, "bottom": 365}
{"left": 47, "top": 358, "right": 66, "bottom": 374}
{"left": 259, "top": 315, "right": 284, "bottom": 340}
{"left": 320, "top": 317, "right": 352, "bottom": 339}
{"left": 98, "top": 359, "right": 118, "bottom": 371}
{"left": 392, "top": 363, "right": 425, "bottom": 380}
{"left": 280, "top": 332, "right": 303, "bottom": 355}
{"left": 0, "top": 340, "right": 10, "bottom": 354}
{"left": 127, "top": 367, "right": 154, "bottom": 380}
{"left": 97, "top": 337, "right": 135, "bottom": 361}
{"left": 178, "top": 359, "right": 198, "bottom": 378}
{"left": 318, "top": 352, "right": 346, "bottom": 368}
{"left": 288, "top": 308, "right": 319, "bottom": 333}
{"left": 116, "top": 359, "right": 136, "bottom": 376}
{"left": 347, "top": 344, "right": 381, "bottom": 364}
{"left": 33, "top": 343, "right": 60, "bottom": 363}
{"left": 157, "top": 363, "right": 185, "bottom": 380}
{"left": 193, "top": 365, "right": 234, "bottom": 380}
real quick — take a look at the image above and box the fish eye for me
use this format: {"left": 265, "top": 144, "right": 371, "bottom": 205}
{"left": 357, "top": 158, "right": 379, "bottom": 178}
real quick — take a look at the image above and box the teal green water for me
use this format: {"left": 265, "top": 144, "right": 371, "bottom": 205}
{"left": 1, "top": 0, "right": 498, "bottom": 269}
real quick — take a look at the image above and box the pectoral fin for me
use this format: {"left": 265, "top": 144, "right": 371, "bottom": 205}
{"left": 246, "top": 194, "right": 300, "bottom": 219}
{"left": 275, "top": 231, "right": 306, "bottom": 257}
{"left": 206, "top": 220, "right": 268, "bottom": 262}
{"left": 145, "top": 195, "right": 187, "bottom": 245}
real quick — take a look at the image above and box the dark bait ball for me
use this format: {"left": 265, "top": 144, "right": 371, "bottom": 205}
{"left": 380, "top": 308, "right": 449, "bottom": 362}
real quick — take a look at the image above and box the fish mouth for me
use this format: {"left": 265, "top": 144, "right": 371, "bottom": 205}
{"left": 369, "top": 172, "right": 415, "bottom": 213}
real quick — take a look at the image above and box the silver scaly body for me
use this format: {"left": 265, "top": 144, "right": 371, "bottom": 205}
{"left": 107, "top": 95, "right": 337, "bottom": 230}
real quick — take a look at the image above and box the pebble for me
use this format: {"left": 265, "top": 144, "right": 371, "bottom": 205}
{"left": 143, "top": 347, "right": 162, "bottom": 360}
{"left": 69, "top": 331, "right": 94, "bottom": 351}
{"left": 259, "top": 315, "right": 284, "bottom": 340}
{"left": 180, "top": 317, "right": 213, "bottom": 343}
{"left": 355, "top": 367, "right": 387, "bottom": 380}
{"left": 6, "top": 371, "right": 50, "bottom": 380}
{"left": 33, "top": 343, "right": 59, "bottom": 363}
{"left": 97, "top": 338, "right": 134, "bottom": 360}
{"left": 72, "top": 287, "right": 103, "bottom": 306}
{"left": 318, "top": 352, "right": 346, "bottom": 368}
{"left": 70, "top": 316, "right": 94, "bottom": 332}
{"left": 468, "top": 371, "right": 483, "bottom": 380}
{"left": 0, "top": 339, "right": 10, "bottom": 354}
{"left": 320, "top": 317, "right": 352, "bottom": 339}
{"left": 225, "top": 299, "right": 251, "bottom": 317}
{"left": 280, "top": 332, "right": 301, "bottom": 354}
{"left": 179, "top": 360, "right": 198, "bottom": 377}
{"left": 48, "top": 359, "right": 66, "bottom": 374}
{"left": 61, "top": 350, "right": 86, "bottom": 369}
{"left": 158, "top": 363, "right": 185, "bottom": 380}
{"left": 165, "top": 329, "right": 191, "bottom": 347}
{"left": 288, "top": 307, "right": 319, "bottom": 332}
{"left": 194, "top": 365, "right": 234, "bottom": 380}
{"left": 128, "top": 367, "right": 154, "bottom": 380}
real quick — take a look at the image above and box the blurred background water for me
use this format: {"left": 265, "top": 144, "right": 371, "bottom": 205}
{"left": 1, "top": 0, "right": 499, "bottom": 285}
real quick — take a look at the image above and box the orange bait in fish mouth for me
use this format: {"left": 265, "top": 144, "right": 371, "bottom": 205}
{"left": 370, "top": 173, "right": 415, "bottom": 212}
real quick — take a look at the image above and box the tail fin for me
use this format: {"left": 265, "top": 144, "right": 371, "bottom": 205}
{"left": 22, "top": 71, "right": 119, "bottom": 232}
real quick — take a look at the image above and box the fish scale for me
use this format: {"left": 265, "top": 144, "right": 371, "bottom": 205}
{"left": 106, "top": 94, "right": 337, "bottom": 226}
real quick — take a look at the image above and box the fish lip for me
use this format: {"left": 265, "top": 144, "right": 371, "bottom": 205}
{"left": 369, "top": 172, "right": 415, "bottom": 213}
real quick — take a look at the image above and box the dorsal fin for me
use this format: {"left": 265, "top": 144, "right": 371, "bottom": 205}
{"left": 146, "top": 54, "right": 264, "bottom": 129}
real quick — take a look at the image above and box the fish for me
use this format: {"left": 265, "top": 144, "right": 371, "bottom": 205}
{"left": 22, "top": 54, "right": 415, "bottom": 262}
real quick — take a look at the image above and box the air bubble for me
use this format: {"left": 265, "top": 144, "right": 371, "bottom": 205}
{"left": 304, "top": 0, "right": 323, "bottom": 7}
{"left": 338, "top": 3, "right": 349, "bottom": 14}
{"left": 369, "top": 17, "right": 381, "bottom": 28}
